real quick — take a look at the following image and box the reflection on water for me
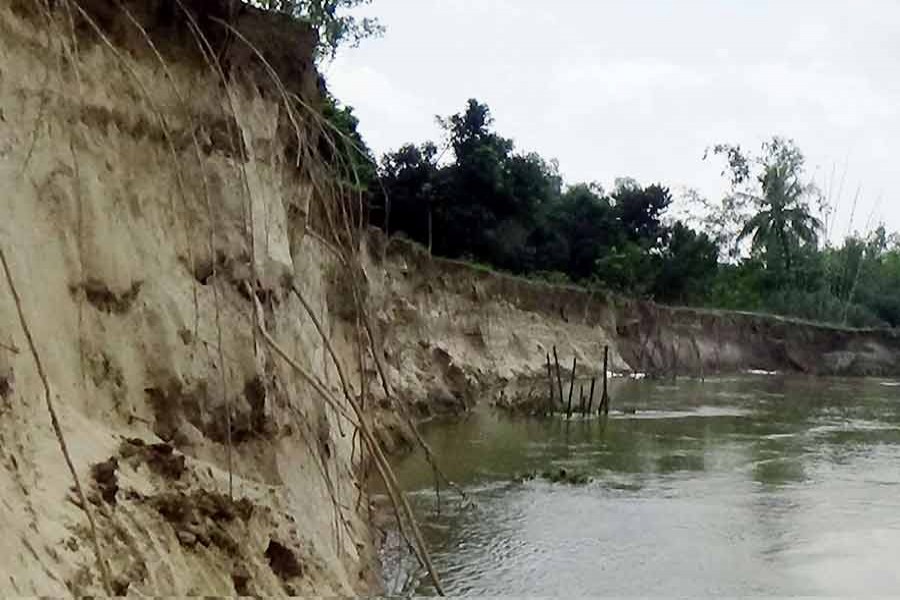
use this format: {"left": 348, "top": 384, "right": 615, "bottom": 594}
{"left": 382, "top": 375, "right": 900, "bottom": 596}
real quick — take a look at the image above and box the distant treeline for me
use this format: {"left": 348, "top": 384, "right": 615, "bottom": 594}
{"left": 332, "top": 98, "right": 900, "bottom": 328}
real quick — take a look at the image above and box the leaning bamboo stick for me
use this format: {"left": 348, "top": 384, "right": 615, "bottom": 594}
{"left": 566, "top": 356, "right": 577, "bottom": 419}
{"left": 552, "top": 345, "right": 564, "bottom": 411}
{"left": 600, "top": 345, "right": 610, "bottom": 415}
{"left": 586, "top": 377, "right": 596, "bottom": 414}
{"left": 579, "top": 383, "right": 585, "bottom": 415}
{"left": 545, "top": 352, "right": 555, "bottom": 413}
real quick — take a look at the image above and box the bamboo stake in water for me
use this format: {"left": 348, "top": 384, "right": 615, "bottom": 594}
{"left": 586, "top": 376, "right": 596, "bottom": 414}
{"left": 545, "top": 352, "right": 555, "bottom": 414}
{"left": 566, "top": 356, "right": 577, "bottom": 419}
{"left": 553, "top": 345, "right": 564, "bottom": 412}
{"left": 671, "top": 338, "right": 678, "bottom": 382}
{"left": 600, "top": 345, "right": 610, "bottom": 415}
{"left": 579, "top": 383, "right": 585, "bottom": 415}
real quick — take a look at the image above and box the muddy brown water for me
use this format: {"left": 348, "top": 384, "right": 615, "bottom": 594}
{"left": 380, "top": 375, "right": 900, "bottom": 596}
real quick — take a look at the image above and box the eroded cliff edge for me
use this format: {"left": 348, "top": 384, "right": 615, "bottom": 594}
{"left": 369, "top": 234, "right": 900, "bottom": 417}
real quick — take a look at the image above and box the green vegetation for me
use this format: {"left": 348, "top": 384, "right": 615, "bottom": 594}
{"left": 368, "top": 99, "right": 900, "bottom": 328}
{"left": 320, "top": 92, "right": 377, "bottom": 191}
{"left": 253, "top": 0, "right": 383, "bottom": 58}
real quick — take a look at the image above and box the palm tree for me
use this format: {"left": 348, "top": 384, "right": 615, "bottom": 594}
{"left": 738, "top": 162, "right": 822, "bottom": 275}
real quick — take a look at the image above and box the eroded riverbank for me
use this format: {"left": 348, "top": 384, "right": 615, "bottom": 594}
{"left": 3, "top": 2, "right": 898, "bottom": 594}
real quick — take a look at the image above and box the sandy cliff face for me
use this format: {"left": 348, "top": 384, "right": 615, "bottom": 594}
{"left": 368, "top": 236, "right": 900, "bottom": 415}
{"left": 0, "top": 3, "right": 373, "bottom": 595}
{"left": 364, "top": 236, "right": 620, "bottom": 416}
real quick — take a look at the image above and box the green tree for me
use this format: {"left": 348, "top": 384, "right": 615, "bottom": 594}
{"left": 612, "top": 181, "right": 673, "bottom": 246}
{"left": 550, "top": 183, "right": 616, "bottom": 280}
{"left": 826, "top": 227, "right": 900, "bottom": 327}
{"left": 870, "top": 245, "right": 900, "bottom": 326}
{"left": 322, "top": 93, "right": 376, "bottom": 190}
{"left": 372, "top": 100, "right": 900, "bottom": 328}
{"left": 374, "top": 142, "right": 439, "bottom": 246}
{"left": 256, "top": 0, "right": 383, "bottom": 58}
{"left": 653, "top": 222, "right": 719, "bottom": 304}
{"left": 712, "top": 137, "right": 823, "bottom": 278}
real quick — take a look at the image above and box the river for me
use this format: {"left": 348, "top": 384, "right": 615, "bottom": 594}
{"left": 380, "top": 374, "right": 900, "bottom": 596}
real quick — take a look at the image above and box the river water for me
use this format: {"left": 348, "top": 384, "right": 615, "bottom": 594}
{"left": 381, "top": 375, "right": 900, "bottom": 596}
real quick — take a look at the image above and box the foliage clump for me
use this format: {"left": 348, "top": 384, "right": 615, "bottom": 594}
{"left": 252, "top": 0, "right": 383, "bottom": 58}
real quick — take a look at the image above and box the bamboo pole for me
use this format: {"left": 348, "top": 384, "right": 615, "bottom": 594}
{"left": 545, "top": 352, "right": 555, "bottom": 414}
{"left": 671, "top": 339, "right": 678, "bottom": 382}
{"left": 552, "top": 345, "right": 564, "bottom": 412}
{"left": 566, "top": 356, "right": 577, "bottom": 419}
{"left": 600, "top": 345, "right": 610, "bottom": 415}
{"left": 586, "top": 377, "right": 596, "bottom": 414}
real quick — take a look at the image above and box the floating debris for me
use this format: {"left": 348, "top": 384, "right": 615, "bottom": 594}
{"left": 517, "top": 467, "right": 591, "bottom": 485}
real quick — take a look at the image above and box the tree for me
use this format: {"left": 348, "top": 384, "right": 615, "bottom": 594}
{"left": 256, "top": 0, "right": 384, "bottom": 58}
{"left": 551, "top": 183, "right": 616, "bottom": 280}
{"left": 712, "top": 137, "right": 823, "bottom": 278}
{"left": 375, "top": 142, "right": 439, "bottom": 247}
{"left": 432, "top": 100, "right": 518, "bottom": 261}
{"left": 321, "top": 93, "right": 376, "bottom": 191}
{"left": 371, "top": 100, "right": 900, "bottom": 327}
{"left": 653, "top": 222, "right": 719, "bottom": 304}
{"left": 738, "top": 166, "right": 820, "bottom": 275}
{"left": 827, "top": 227, "right": 900, "bottom": 327}
{"left": 612, "top": 182, "right": 673, "bottom": 246}
{"left": 870, "top": 245, "right": 900, "bottom": 327}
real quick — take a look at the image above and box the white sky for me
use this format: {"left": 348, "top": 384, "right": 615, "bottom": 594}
{"left": 324, "top": 0, "right": 900, "bottom": 242}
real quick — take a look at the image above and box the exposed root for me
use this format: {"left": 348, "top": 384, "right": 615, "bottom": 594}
{"left": 114, "top": 0, "right": 236, "bottom": 502}
{"left": 251, "top": 292, "right": 445, "bottom": 595}
{"left": 0, "top": 246, "right": 113, "bottom": 596}
{"left": 355, "top": 289, "right": 472, "bottom": 507}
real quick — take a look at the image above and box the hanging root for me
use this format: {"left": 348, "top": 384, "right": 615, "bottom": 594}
{"left": 250, "top": 289, "right": 445, "bottom": 595}
{"left": 113, "top": 0, "right": 236, "bottom": 502}
{"left": 353, "top": 284, "right": 472, "bottom": 507}
{"left": 0, "top": 246, "right": 113, "bottom": 596}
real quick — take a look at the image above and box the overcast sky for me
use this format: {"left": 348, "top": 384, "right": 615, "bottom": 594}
{"left": 324, "top": 0, "right": 900, "bottom": 242}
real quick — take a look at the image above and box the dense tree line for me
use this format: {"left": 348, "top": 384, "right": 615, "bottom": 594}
{"left": 368, "top": 100, "right": 719, "bottom": 304}
{"left": 362, "top": 99, "right": 900, "bottom": 328}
